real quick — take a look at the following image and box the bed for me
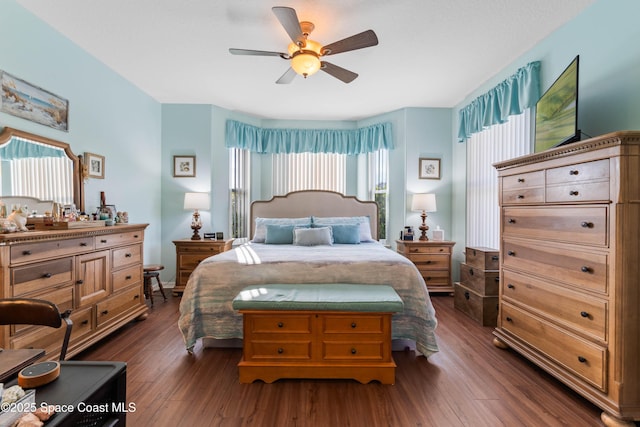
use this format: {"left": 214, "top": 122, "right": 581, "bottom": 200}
{"left": 178, "top": 190, "right": 439, "bottom": 357}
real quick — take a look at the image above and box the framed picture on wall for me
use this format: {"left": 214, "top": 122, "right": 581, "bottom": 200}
{"left": 84, "top": 152, "right": 105, "bottom": 179}
{"left": 173, "top": 155, "right": 196, "bottom": 177}
{"left": 419, "top": 158, "right": 441, "bottom": 180}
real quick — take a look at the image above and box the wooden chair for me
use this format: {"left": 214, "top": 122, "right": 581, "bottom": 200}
{"left": 0, "top": 298, "right": 73, "bottom": 360}
{"left": 143, "top": 264, "right": 167, "bottom": 306}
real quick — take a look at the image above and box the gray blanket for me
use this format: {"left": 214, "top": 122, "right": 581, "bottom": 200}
{"left": 178, "top": 241, "right": 439, "bottom": 356}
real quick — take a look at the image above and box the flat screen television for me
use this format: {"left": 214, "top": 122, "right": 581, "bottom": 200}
{"left": 534, "top": 55, "right": 580, "bottom": 152}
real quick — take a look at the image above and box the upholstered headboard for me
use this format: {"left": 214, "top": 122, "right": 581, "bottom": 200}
{"left": 250, "top": 191, "right": 379, "bottom": 240}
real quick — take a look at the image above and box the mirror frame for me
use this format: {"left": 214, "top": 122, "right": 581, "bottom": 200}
{"left": 0, "top": 127, "right": 84, "bottom": 212}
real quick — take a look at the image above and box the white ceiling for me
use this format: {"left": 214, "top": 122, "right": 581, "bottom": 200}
{"left": 18, "top": 0, "right": 595, "bottom": 121}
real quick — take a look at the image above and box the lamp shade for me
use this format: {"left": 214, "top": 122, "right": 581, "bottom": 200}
{"left": 411, "top": 193, "right": 437, "bottom": 212}
{"left": 184, "top": 192, "right": 210, "bottom": 210}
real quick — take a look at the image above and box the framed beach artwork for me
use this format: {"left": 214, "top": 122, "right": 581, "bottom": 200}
{"left": 173, "top": 155, "right": 196, "bottom": 177}
{"left": 85, "top": 152, "right": 105, "bottom": 179}
{"left": 0, "top": 70, "right": 69, "bottom": 131}
{"left": 419, "top": 158, "right": 441, "bottom": 180}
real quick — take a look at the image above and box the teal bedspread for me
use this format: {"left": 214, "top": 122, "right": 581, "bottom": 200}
{"left": 178, "top": 242, "right": 439, "bottom": 357}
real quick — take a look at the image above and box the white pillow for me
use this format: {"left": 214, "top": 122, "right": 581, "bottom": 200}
{"left": 311, "top": 216, "right": 374, "bottom": 242}
{"left": 293, "top": 227, "right": 333, "bottom": 246}
{"left": 252, "top": 217, "right": 311, "bottom": 243}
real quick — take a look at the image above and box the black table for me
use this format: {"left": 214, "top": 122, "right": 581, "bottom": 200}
{"left": 7, "top": 361, "right": 127, "bottom": 427}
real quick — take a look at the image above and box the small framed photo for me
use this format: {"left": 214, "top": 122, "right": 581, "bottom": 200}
{"left": 419, "top": 158, "right": 441, "bottom": 180}
{"left": 84, "top": 152, "right": 105, "bottom": 179}
{"left": 173, "top": 155, "right": 196, "bottom": 177}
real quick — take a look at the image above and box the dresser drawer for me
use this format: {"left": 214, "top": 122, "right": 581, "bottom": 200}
{"left": 403, "top": 245, "right": 452, "bottom": 255}
{"left": 502, "top": 187, "right": 545, "bottom": 204}
{"left": 246, "top": 313, "right": 313, "bottom": 334}
{"left": 95, "top": 230, "right": 144, "bottom": 249}
{"left": 112, "top": 244, "right": 142, "bottom": 270}
{"left": 11, "top": 257, "right": 73, "bottom": 296}
{"left": 421, "top": 270, "right": 451, "bottom": 286}
{"left": 502, "top": 270, "right": 607, "bottom": 341}
{"left": 546, "top": 159, "right": 610, "bottom": 203}
{"left": 69, "top": 306, "right": 94, "bottom": 343}
{"left": 503, "top": 206, "right": 608, "bottom": 246}
{"left": 408, "top": 254, "right": 450, "bottom": 269}
{"left": 11, "top": 284, "right": 74, "bottom": 335}
{"left": 322, "top": 340, "right": 386, "bottom": 361}
{"left": 322, "top": 314, "right": 385, "bottom": 334}
{"left": 502, "top": 170, "right": 545, "bottom": 191}
{"left": 501, "top": 303, "right": 606, "bottom": 391}
{"left": 10, "top": 237, "right": 93, "bottom": 264}
{"left": 178, "top": 254, "right": 213, "bottom": 270}
{"left": 96, "top": 285, "right": 143, "bottom": 328}
{"left": 546, "top": 159, "right": 610, "bottom": 186}
{"left": 503, "top": 240, "right": 608, "bottom": 293}
{"left": 245, "top": 340, "right": 312, "bottom": 361}
{"left": 112, "top": 264, "right": 142, "bottom": 292}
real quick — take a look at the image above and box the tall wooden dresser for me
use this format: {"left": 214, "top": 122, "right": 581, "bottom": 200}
{"left": 0, "top": 224, "right": 149, "bottom": 361}
{"left": 493, "top": 131, "right": 640, "bottom": 426}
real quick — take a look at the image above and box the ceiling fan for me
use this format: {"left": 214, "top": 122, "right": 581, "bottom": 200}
{"left": 229, "top": 6, "right": 378, "bottom": 84}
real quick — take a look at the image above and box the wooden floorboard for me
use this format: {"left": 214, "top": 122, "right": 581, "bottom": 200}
{"left": 76, "top": 292, "right": 610, "bottom": 426}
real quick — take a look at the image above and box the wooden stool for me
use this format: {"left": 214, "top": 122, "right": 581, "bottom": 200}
{"left": 143, "top": 264, "right": 167, "bottom": 306}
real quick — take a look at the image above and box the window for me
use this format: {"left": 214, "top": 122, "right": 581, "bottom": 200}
{"left": 369, "top": 149, "right": 389, "bottom": 241}
{"left": 466, "top": 110, "right": 531, "bottom": 249}
{"left": 229, "top": 148, "right": 250, "bottom": 238}
{"left": 272, "top": 152, "right": 346, "bottom": 195}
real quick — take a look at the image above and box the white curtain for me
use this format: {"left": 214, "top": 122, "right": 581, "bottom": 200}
{"left": 466, "top": 110, "right": 531, "bottom": 250}
{"left": 272, "top": 152, "right": 346, "bottom": 195}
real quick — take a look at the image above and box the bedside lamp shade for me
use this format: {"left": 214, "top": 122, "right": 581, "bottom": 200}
{"left": 411, "top": 193, "right": 437, "bottom": 241}
{"left": 184, "top": 192, "right": 210, "bottom": 240}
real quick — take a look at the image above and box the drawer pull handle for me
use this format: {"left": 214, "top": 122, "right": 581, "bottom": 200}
{"left": 506, "top": 316, "right": 513, "bottom": 322}
{"left": 517, "top": 195, "right": 524, "bottom": 199}
{"left": 495, "top": 277, "right": 500, "bottom": 282}
{"left": 81, "top": 320, "right": 89, "bottom": 325}
{"left": 464, "top": 291, "right": 470, "bottom": 300}
{"left": 581, "top": 266, "right": 592, "bottom": 273}
{"left": 22, "top": 250, "right": 32, "bottom": 256}
{"left": 101, "top": 310, "right": 109, "bottom": 315}
{"left": 507, "top": 250, "right": 516, "bottom": 257}
{"left": 126, "top": 275, "right": 132, "bottom": 280}
{"left": 134, "top": 234, "right": 139, "bottom": 238}
{"left": 134, "top": 294, "right": 140, "bottom": 299}
{"left": 101, "top": 239, "right": 108, "bottom": 243}
{"left": 507, "top": 284, "right": 515, "bottom": 289}
{"left": 351, "top": 322, "right": 357, "bottom": 328}
{"left": 569, "top": 170, "right": 580, "bottom": 175}
{"left": 277, "top": 322, "right": 284, "bottom": 328}
{"left": 580, "top": 311, "right": 589, "bottom": 318}
{"left": 507, "top": 218, "right": 516, "bottom": 224}
{"left": 42, "top": 273, "right": 52, "bottom": 278}
{"left": 125, "top": 253, "right": 132, "bottom": 257}
{"left": 469, "top": 269, "right": 474, "bottom": 276}
{"left": 76, "top": 280, "right": 84, "bottom": 285}
{"left": 277, "top": 348, "right": 284, "bottom": 354}
{"left": 351, "top": 348, "right": 357, "bottom": 355}
{"left": 80, "top": 242, "right": 88, "bottom": 247}
{"left": 491, "top": 255, "right": 499, "bottom": 261}
{"left": 569, "top": 190, "right": 579, "bottom": 196}
{"left": 425, "top": 277, "right": 432, "bottom": 281}
{"left": 578, "top": 356, "right": 587, "bottom": 363}
{"left": 517, "top": 178, "right": 525, "bottom": 182}
{"left": 581, "top": 221, "right": 593, "bottom": 228}
{"left": 425, "top": 260, "right": 432, "bottom": 264}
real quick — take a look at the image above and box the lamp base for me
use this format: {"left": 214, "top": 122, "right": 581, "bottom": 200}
{"left": 419, "top": 212, "right": 429, "bottom": 241}
{"left": 190, "top": 227, "right": 202, "bottom": 240}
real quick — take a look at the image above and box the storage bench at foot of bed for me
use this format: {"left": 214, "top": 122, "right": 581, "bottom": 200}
{"left": 232, "top": 284, "right": 404, "bottom": 384}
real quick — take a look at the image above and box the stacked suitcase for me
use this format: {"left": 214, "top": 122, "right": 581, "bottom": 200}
{"left": 453, "top": 246, "right": 500, "bottom": 326}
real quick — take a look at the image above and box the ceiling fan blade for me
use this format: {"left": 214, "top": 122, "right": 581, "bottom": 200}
{"left": 229, "top": 48, "right": 289, "bottom": 59}
{"left": 320, "top": 62, "right": 358, "bottom": 84}
{"left": 321, "top": 30, "right": 379, "bottom": 56}
{"left": 276, "top": 67, "right": 297, "bottom": 84}
{"left": 272, "top": 6, "right": 305, "bottom": 46}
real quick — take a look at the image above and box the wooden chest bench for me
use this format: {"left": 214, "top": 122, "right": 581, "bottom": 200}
{"left": 232, "top": 283, "right": 404, "bottom": 384}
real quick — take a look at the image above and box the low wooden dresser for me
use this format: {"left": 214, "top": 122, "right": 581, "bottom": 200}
{"left": 493, "top": 131, "right": 640, "bottom": 426}
{"left": 396, "top": 240, "right": 455, "bottom": 293}
{"left": 172, "top": 238, "right": 233, "bottom": 295}
{"left": 232, "top": 284, "right": 404, "bottom": 384}
{"left": 0, "top": 224, "right": 148, "bottom": 360}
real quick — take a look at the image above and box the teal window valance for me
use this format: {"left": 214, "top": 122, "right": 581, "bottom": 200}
{"left": 0, "top": 136, "right": 66, "bottom": 160}
{"left": 225, "top": 120, "right": 393, "bottom": 155}
{"left": 457, "top": 61, "right": 541, "bottom": 142}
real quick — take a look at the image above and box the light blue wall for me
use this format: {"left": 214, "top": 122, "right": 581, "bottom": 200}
{"left": 451, "top": 0, "right": 640, "bottom": 266}
{"left": 0, "top": 1, "right": 163, "bottom": 264}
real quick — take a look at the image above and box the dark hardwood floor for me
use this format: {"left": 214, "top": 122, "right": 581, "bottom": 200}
{"left": 76, "top": 292, "right": 607, "bottom": 426}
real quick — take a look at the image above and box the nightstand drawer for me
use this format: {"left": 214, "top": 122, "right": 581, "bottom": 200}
{"left": 178, "top": 254, "right": 212, "bottom": 270}
{"left": 409, "top": 254, "right": 450, "bottom": 269}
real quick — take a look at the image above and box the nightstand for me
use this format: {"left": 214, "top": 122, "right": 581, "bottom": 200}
{"left": 173, "top": 238, "right": 234, "bottom": 295}
{"left": 396, "top": 240, "right": 455, "bottom": 293}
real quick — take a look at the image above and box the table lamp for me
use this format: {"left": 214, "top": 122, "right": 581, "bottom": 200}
{"left": 411, "top": 193, "right": 437, "bottom": 241}
{"left": 184, "top": 192, "right": 210, "bottom": 240}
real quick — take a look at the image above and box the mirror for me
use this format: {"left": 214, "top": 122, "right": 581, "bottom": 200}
{"left": 0, "top": 127, "right": 84, "bottom": 213}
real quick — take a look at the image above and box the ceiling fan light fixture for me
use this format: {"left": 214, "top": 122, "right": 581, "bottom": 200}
{"left": 288, "top": 39, "right": 322, "bottom": 78}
